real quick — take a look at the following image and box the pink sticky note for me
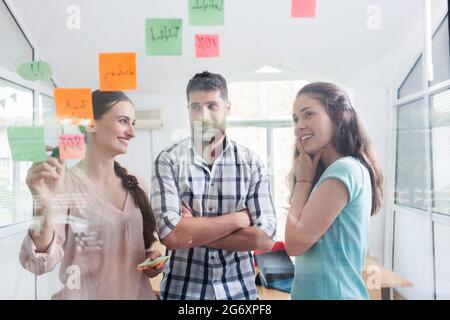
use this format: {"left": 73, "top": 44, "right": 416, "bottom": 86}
{"left": 291, "top": 0, "right": 316, "bottom": 18}
{"left": 195, "top": 34, "right": 220, "bottom": 58}
{"left": 59, "top": 134, "right": 85, "bottom": 159}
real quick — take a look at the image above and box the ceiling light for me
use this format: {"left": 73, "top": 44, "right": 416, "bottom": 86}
{"left": 254, "top": 65, "right": 283, "bottom": 73}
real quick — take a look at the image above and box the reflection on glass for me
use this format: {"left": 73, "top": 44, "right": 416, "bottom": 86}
{"left": 0, "top": 78, "right": 33, "bottom": 227}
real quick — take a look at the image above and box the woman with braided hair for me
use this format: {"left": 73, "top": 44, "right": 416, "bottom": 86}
{"left": 19, "top": 90, "right": 163, "bottom": 299}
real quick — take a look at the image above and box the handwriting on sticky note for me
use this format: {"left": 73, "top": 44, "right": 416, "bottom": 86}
{"left": 7, "top": 126, "right": 47, "bottom": 162}
{"left": 195, "top": 34, "right": 220, "bottom": 58}
{"left": 17, "top": 61, "right": 53, "bottom": 81}
{"left": 99, "top": 52, "right": 137, "bottom": 91}
{"left": 291, "top": 0, "right": 316, "bottom": 18}
{"left": 189, "top": 0, "right": 224, "bottom": 26}
{"left": 146, "top": 19, "right": 182, "bottom": 56}
{"left": 59, "top": 134, "right": 85, "bottom": 159}
{"left": 54, "top": 88, "right": 93, "bottom": 125}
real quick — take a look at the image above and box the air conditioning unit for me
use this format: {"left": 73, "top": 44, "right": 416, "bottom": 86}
{"left": 134, "top": 109, "right": 164, "bottom": 130}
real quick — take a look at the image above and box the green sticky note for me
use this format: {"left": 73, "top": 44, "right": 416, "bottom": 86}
{"left": 189, "top": 0, "right": 224, "bottom": 26}
{"left": 7, "top": 126, "right": 47, "bottom": 162}
{"left": 17, "top": 61, "right": 53, "bottom": 81}
{"left": 146, "top": 19, "right": 182, "bottom": 56}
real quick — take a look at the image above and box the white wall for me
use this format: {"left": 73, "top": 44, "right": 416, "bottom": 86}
{"left": 351, "top": 87, "right": 390, "bottom": 262}
{"left": 434, "top": 217, "right": 450, "bottom": 299}
{"left": 394, "top": 210, "right": 435, "bottom": 299}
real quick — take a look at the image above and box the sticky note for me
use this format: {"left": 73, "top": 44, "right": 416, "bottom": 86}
{"left": 189, "top": 0, "right": 224, "bottom": 26}
{"left": 99, "top": 52, "right": 137, "bottom": 91}
{"left": 195, "top": 34, "right": 220, "bottom": 58}
{"left": 291, "top": 0, "right": 316, "bottom": 18}
{"left": 7, "top": 126, "right": 47, "bottom": 162}
{"left": 17, "top": 61, "right": 53, "bottom": 81}
{"left": 146, "top": 19, "right": 182, "bottom": 56}
{"left": 54, "top": 88, "right": 94, "bottom": 125}
{"left": 59, "top": 134, "right": 85, "bottom": 159}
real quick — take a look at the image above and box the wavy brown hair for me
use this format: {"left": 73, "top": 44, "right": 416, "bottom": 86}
{"left": 287, "top": 82, "right": 383, "bottom": 216}
{"left": 91, "top": 90, "right": 157, "bottom": 248}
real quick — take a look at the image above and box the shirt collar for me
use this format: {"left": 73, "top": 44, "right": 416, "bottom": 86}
{"left": 188, "top": 135, "right": 231, "bottom": 166}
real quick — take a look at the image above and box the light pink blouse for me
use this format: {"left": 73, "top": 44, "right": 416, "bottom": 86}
{"left": 19, "top": 165, "right": 157, "bottom": 300}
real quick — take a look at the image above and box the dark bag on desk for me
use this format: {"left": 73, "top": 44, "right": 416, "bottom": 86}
{"left": 255, "top": 249, "right": 294, "bottom": 293}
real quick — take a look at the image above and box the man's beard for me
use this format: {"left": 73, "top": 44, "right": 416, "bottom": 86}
{"left": 192, "top": 121, "right": 226, "bottom": 164}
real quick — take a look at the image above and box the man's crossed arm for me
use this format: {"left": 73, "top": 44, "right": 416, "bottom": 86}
{"left": 161, "top": 206, "right": 274, "bottom": 252}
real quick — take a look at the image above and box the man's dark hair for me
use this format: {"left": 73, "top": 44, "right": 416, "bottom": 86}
{"left": 186, "top": 71, "right": 228, "bottom": 102}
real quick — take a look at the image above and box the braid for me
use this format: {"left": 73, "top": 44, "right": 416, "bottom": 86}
{"left": 114, "top": 161, "right": 157, "bottom": 248}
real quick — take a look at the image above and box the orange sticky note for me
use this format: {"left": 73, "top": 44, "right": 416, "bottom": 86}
{"left": 54, "top": 88, "right": 93, "bottom": 125}
{"left": 195, "top": 34, "right": 220, "bottom": 58}
{"left": 59, "top": 134, "right": 85, "bottom": 159}
{"left": 291, "top": 0, "right": 316, "bottom": 18}
{"left": 99, "top": 52, "right": 137, "bottom": 91}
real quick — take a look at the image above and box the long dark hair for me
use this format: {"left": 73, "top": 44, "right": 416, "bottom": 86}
{"left": 288, "top": 82, "right": 383, "bottom": 216}
{"left": 91, "top": 90, "right": 157, "bottom": 248}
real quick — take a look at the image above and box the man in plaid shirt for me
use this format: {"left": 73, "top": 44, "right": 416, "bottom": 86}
{"left": 151, "top": 71, "right": 277, "bottom": 300}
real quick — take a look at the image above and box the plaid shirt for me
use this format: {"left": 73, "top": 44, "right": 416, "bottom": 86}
{"left": 151, "top": 137, "right": 277, "bottom": 300}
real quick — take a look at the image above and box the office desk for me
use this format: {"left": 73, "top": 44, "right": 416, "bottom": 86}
{"left": 362, "top": 256, "right": 413, "bottom": 300}
{"left": 255, "top": 256, "right": 413, "bottom": 300}
{"left": 257, "top": 284, "right": 291, "bottom": 300}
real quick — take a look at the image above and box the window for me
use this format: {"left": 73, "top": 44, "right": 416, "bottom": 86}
{"left": 395, "top": 99, "right": 429, "bottom": 211}
{"left": 227, "top": 127, "right": 267, "bottom": 166}
{"left": 227, "top": 80, "right": 304, "bottom": 211}
{"left": 430, "top": 89, "right": 450, "bottom": 215}
{"left": 396, "top": 14, "right": 449, "bottom": 98}
{"left": 398, "top": 55, "right": 424, "bottom": 99}
{"left": 0, "top": 78, "right": 34, "bottom": 227}
{"left": 430, "top": 16, "right": 450, "bottom": 86}
{"left": 395, "top": 15, "right": 450, "bottom": 212}
{"left": 272, "top": 127, "right": 295, "bottom": 210}
{"left": 393, "top": 13, "right": 450, "bottom": 300}
{"left": 228, "top": 80, "right": 306, "bottom": 120}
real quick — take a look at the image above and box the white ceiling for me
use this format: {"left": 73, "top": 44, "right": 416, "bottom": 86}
{"left": 6, "top": 0, "right": 446, "bottom": 94}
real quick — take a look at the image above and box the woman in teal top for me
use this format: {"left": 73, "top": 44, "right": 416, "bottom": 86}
{"left": 285, "top": 82, "right": 384, "bottom": 300}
